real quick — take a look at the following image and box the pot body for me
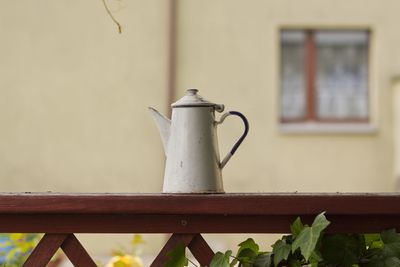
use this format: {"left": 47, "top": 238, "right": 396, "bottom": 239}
{"left": 163, "top": 106, "right": 223, "bottom": 193}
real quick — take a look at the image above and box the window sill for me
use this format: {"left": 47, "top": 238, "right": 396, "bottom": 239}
{"left": 279, "top": 122, "right": 378, "bottom": 135}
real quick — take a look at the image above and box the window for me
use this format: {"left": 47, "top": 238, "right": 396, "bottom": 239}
{"left": 280, "top": 30, "right": 369, "bottom": 123}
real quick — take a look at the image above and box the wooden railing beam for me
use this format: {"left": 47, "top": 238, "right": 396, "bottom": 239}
{"left": 0, "top": 193, "right": 397, "bottom": 266}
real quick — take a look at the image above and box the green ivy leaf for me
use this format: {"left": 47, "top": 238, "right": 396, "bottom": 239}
{"left": 291, "top": 212, "right": 330, "bottom": 261}
{"left": 290, "top": 217, "right": 304, "bottom": 238}
{"left": 210, "top": 250, "right": 232, "bottom": 267}
{"left": 384, "top": 257, "right": 400, "bottom": 266}
{"left": 321, "top": 234, "right": 361, "bottom": 267}
{"left": 309, "top": 250, "right": 323, "bottom": 267}
{"left": 366, "top": 256, "right": 400, "bottom": 267}
{"left": 365, "top": 234, "right": 384, "bottom": 250}
{"left": 363, "top": 230, "right": 400, "bottom": 267}
{"left": 235, "top": 238, "right": 260, "bottom": 265}
{"left": 253, "top": 253, "right": 272, "bottom": 267}
{"left": 165, "top": 243, "right": 188, "bottom": 267}
{"left": 272, "top": 240, "right": 291, "bottom": 266}
{"left": 381, "top": 229, "right": 400, "bottom": 258}
{"left": 237, "top": 248, "right": 259, "bottom": 266}
{"left": 230, "top": 257, "right": 238, "bottom": 267}
{"left": 288, "top": 259, "right": 301, "bottom": 267}
{"left": 237, "top": 238, "right": 259, "bottom": 255}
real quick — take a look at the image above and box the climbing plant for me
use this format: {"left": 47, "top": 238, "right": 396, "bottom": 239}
{"left": 167, "top": 212, "right": 400, "bottom": 267}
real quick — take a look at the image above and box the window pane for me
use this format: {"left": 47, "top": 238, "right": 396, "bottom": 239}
{"left": 315, "top": 31, "right": 369, "bottom": 120}
{"left": 280, "top": 31, "right": 306, "bottom": 120}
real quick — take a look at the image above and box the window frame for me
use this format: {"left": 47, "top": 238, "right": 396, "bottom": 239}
{"left": 280, "top": 29, "right": 370, "bottom": 124}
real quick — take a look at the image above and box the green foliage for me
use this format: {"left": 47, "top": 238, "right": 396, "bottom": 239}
{"left": 210, "top": 251, "right": 231, "bottom": 267}
{"left": 365, "top": 234, "right": 384, "bottom": 250}
{"left": 165, "top": 243, "right": 188, "bottom": 267}
{"left": 363, "top": 229, "right": 400, "bottom": 267}
{"left": 165, "top": 213, "right": 400, "bottom": 267}
{"left": 0, "top": 233, "right": 40, "bottom": 267}
{"left": 290, "top": 217, "right": 304, "bottom": 238}
{"left": 272, "top": 240, "right": 291, "bottom": 266}
{"left": 236, "top": 238, "right": 260, "bottom": 266}
{"left": 291, "top": 212, "right": 330, "bottom": 261}
{"left": 321, "top": 234, "right": 363, "bottom": 266}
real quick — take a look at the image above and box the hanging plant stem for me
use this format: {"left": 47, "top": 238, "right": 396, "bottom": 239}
{"left": 101, "top": 0, "right": 122, "bottom": 34}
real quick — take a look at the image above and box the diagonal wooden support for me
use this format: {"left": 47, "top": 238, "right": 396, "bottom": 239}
{"left": 151, "top": 233, "right": 214, "bottom": 267}
{"left": 187, "top": 234, "right": 214, "bottom": 266}
{"left": 23, "top": 233, "right": 96, "bottom": 267}
{"left": 61, "top": 234, "right": 97, "bottom": 267}
{"left": 23, "top": 234, "right": 68, "bottom": 267}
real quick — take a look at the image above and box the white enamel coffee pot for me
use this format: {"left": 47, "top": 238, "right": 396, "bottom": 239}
{"left": 149, "top": 89, "right": 249, "bottom": 193}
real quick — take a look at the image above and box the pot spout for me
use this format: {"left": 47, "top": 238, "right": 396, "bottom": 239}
{"left": 148, "top": 107, "right": 171, "bottom": 156}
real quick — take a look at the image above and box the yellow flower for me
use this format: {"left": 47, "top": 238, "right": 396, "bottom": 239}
{"left": 105, "top": 255, "right": 143, "bottom": 267}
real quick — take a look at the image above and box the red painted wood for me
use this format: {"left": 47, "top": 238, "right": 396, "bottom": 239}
{"left": 151, "top": 234, "right": 214, "bottom": 267}
{"left": 61, "top": 234, "right": 97, "bottom": 267}
{"left": 0, "top": 193, "right": 399, "bottom": 234}
{"left": 23, "top": 234, "right": 67, "bottom": 267}
{"left": 188, "top": 234, "right": 214, "bottom": 266}
{"left": 305, "top": 30, "right": 316, "bottom": 121}
{"left": 0, "top": 193, "right": 399, "bottom": 215}
{"left": 5, "top": 193, "right": 400, "bottom": 266}
{"left": 0, "top": 214, "right": 399, "bottom": 234}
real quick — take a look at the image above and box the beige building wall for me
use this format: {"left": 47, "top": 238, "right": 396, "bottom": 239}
{"left": 175, "top": 0, "right": 400, "bottom": 193}
{"left": 1, "top": 0, "right": 400, "bottom": 259}
{"left": 0, "top": 0, "right": 170, "bottom": 257}
{"left": 0, "top": 0, "right": 168, "bottom": 193}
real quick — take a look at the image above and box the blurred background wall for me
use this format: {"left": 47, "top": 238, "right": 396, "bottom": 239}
{"left": 1, "top": 0, "right": 400, "bottom": 260}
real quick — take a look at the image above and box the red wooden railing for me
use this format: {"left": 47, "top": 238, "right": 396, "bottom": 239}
{"left": 0, "top": 193, "right": 399, "bottom": 266}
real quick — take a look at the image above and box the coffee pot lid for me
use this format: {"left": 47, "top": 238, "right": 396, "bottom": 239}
{"left": 171, "top": 89, "right": 224, "bottom": 111}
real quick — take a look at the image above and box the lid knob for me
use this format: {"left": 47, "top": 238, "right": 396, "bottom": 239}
{"left": 186, "top": 89, "right": 198, "bottom": 95}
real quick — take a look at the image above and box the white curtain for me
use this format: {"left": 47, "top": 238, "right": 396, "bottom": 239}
{"left": 315, "top": 31, "right": 369, "bottom": 119}
{"left": 281, "top": 31, "right": 306, "bottom": 119}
